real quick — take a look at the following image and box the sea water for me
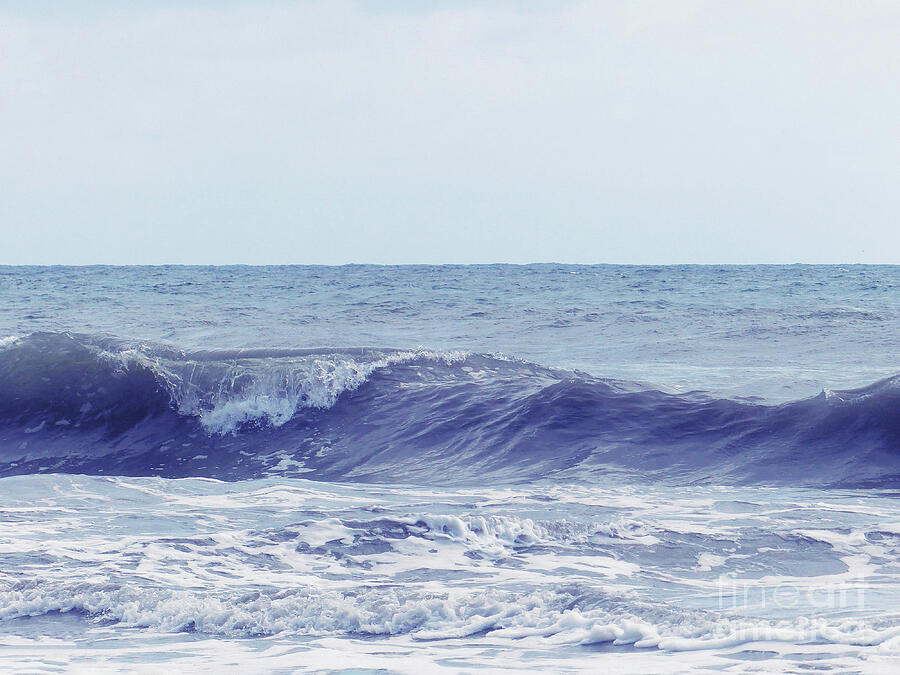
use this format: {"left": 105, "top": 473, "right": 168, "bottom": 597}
{"left": 0, "top": 265, "right": 898, "bottom": 672}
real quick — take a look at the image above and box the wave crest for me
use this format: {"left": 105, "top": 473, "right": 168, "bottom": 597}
{"left": 0, "top": 332, "right": 897, "bottom": 487}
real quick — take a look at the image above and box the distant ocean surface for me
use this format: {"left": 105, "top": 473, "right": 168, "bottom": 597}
{"left": 1, "top": 265, "right": 898, "bottom": 672}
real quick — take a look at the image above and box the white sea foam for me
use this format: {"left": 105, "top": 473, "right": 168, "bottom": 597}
{"left": 1, "top": 475, "right": 898, "bottom": 672}
{"left": 409, "top": 514, "right": 545, "bottom": 546}
{"left": 109, "top": 346, "right": 470, "bottom": 434}
{"left": 2, "top": 580, "right": 897, "bottom": 657}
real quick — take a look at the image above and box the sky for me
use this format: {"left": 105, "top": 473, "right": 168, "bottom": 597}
{"left": 1, "top": 0, "right": 898, "bottom": 265}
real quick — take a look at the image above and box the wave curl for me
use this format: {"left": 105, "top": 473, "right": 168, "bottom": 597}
{"left": 0, "top": 332, "right": 897, "bottom": 487}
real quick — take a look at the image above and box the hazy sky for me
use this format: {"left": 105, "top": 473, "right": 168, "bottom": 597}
{"left": 1, "top": 0, "right": 898, "bottom": 264}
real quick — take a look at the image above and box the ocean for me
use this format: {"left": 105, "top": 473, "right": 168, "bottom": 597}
{"left": 0, "top": 264, "right": 898, "bottom": 672}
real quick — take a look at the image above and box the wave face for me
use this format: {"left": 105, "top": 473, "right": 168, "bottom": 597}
{"left": 0, "top": 332, "right": 897, "bottom": 487}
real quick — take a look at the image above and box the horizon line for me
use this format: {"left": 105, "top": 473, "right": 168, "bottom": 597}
{"left": 0, "top": 262, "right": 897, "bottom": 268}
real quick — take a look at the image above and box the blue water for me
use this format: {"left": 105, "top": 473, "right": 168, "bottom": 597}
{"left": 0, "top": 265, "right": 898, "bottom": 671}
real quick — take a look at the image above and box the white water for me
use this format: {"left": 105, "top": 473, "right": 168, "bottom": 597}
{"left": 1, "top": 475, "right": 898, "bottom": 672}
{"left": 111, "top": 344, "right": 472, "bottom": 435}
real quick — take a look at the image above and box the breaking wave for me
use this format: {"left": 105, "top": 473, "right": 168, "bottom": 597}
{"left": 0, "top": 332, "right": 897, "bottom": 487}
{"left": 4, "top": 579, "right": 899, "bottom": 651}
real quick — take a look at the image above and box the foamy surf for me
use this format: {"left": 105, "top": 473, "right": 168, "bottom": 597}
{"left": 1, "top": 475, "right": 898, "bottom": 672}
